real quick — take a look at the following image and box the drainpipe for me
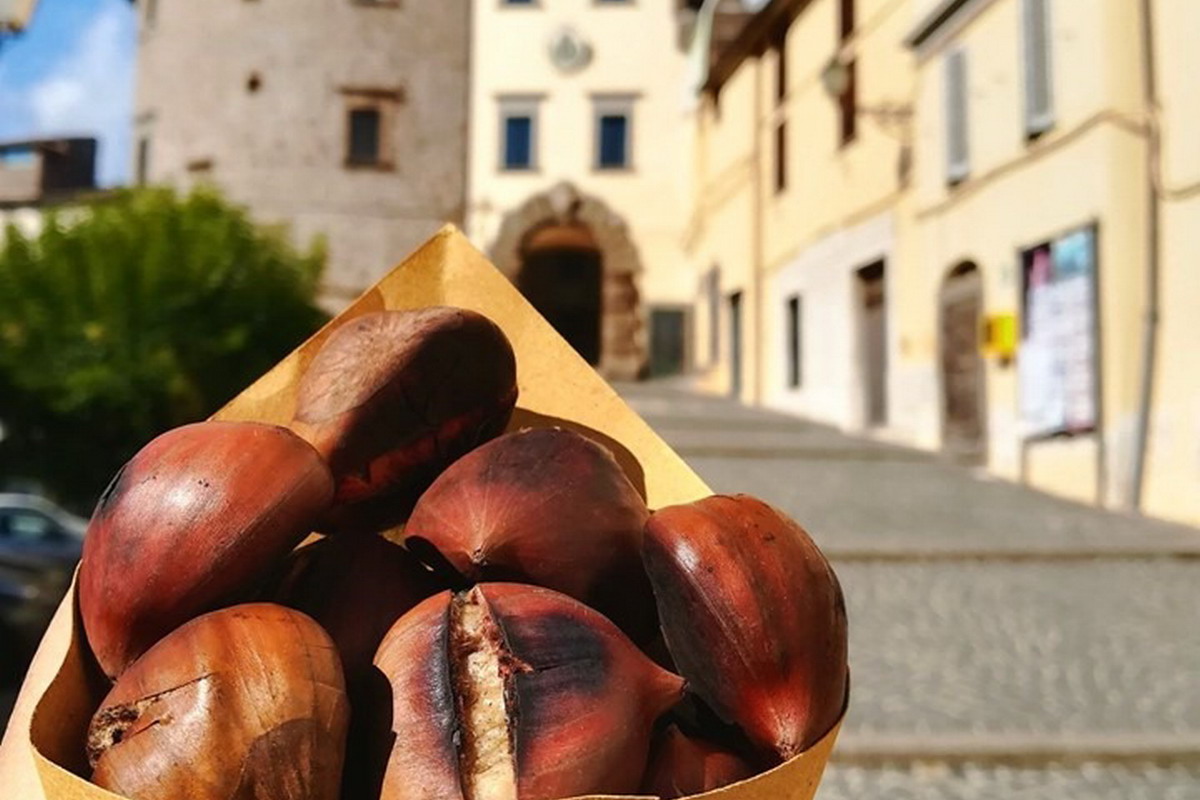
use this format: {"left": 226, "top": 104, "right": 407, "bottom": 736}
{"left": 1130, "top": 0, "right": 1161, "bottom": 512}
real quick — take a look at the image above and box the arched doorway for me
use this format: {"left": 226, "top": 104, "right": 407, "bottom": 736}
{"left": 517, "top": 223, "right": 603, "bottom": 365}
{"left": 489, "top": 182, "right": 646, "bottom": 380}
{"left": 939, "top": 262, "right": 987, "bottom": 464}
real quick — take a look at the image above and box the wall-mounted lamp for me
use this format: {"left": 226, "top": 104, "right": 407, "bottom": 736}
{"left": 819, "top": 55, "right": 912, "bottom": 126}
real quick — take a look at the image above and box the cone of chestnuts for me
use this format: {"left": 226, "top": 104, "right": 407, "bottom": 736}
{"left": 76, "top": 305, "right": 848, "bottom": 800}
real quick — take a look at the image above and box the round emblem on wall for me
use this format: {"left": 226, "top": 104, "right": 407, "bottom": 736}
{"left": 548, "top": 27, "right": 593, "bottom": 74}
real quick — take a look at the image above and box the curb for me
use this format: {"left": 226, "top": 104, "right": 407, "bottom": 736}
{"left": 831, "top": 733, "right": 1200, "bottom": 766}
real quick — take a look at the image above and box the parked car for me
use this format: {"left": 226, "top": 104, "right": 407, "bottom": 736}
{"left": 0, "top": 494, "right": 86, "bottom": 681}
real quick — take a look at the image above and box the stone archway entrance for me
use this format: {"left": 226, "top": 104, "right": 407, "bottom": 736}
{"left": 518, "top": 224, "right": 603, "bottom": 365}
{"left": 489, "top": 182, "right": 645, "bottom": 380}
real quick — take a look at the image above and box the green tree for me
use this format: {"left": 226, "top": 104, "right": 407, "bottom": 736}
{"left": 0, "top": 186, "right": 329, "bottom": 512}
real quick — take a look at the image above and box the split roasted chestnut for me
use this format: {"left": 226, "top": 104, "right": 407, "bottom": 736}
{"left": 87, "top": 603, "right": 349, "bottom": 800}
{"left": 642, "top": 494, "right": 848, "bottom": 761}
{"left": 373, "top": 583, "right": 685, "bottom": 800}
{"left": 292, "top": 307, "right": 518, "bottom": 532}
{"left": 79, "top": 421, "right": 334, "bottom": 678}
{"left": 404, "top": 428, "right": 656, "bottom": 641}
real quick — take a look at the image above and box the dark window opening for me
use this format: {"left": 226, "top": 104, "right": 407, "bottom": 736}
{"left": 839, "top": 59, "right": 858, "bottom": 145}
{"left": 774, "top": 121, "right": 787, "bottom": 193}
{"left": 503, "top": 115, "right": 534, "bottom": 169}
{"left": 597, "top": 113, "right": 630, "bottom": 169}
{"left": 787, "top": 295, "right": 802, "bottom": 388}
{"left": 774, "top": 32, "right": 787, "bottom": 103}
{"left": 347, "top": 108, "right": 382, "bottom": 165}
{"left": 136, "top": 137, "right": 150, "bottom": 184}
{"left": 839, "top": 0, "right": 855, "bottom": 41}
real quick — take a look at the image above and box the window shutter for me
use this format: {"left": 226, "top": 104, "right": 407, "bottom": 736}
{"left": 1022, "top": 0, "right": 1054, "bottom": 135}
{"left": 945, "top": 49, "right": 969, "bottom": 183}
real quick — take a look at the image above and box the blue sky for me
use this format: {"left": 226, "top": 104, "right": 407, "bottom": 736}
{"left": 0, "top": 0, "right": 136, "bottom": 186}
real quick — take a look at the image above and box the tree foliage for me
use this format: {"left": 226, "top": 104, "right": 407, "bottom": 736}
{"left": 0, "top": 186, "right": 329, "bottom": 511}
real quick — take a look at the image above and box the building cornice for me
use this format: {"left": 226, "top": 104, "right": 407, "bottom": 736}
{"left": 904, "top": 0, "right": 1000, "bottom": 56}
{"left": 702, "top": 0, "right": 813, "bottom": 96}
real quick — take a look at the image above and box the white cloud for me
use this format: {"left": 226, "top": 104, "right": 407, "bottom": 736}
{"left": 27, "top": 2, "right": 135, "bottom": 186}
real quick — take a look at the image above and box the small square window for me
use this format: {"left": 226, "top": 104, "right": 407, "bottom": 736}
{"left": 504, "top": 116, "right": 534, "bottom": 169}
{"left": 348, "top": 108, "right": 382, "bottom": 165}
{"left": 499, "top": 97, "right": 540, "bottom": 170}
{"left": 594, "top": 96, "right": 635, "bottom": 170}
{"left": 136, "top": 137, "right": 151, "bottom": 184}
{"left": 598, "top": 115, "right": 629, "bottom": 168}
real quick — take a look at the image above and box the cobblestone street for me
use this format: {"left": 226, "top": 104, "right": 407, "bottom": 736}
{"left": 619, "top": 381, "right": 1200, "bottom": 799}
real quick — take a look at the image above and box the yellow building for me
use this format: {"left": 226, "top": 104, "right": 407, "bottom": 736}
{"left": 1144, "top": 0, "right": 1200, "bottom": 526}
{"left": 691, "top": 0, "right": 1200, "bottom": 527}
{"left": 688, "top": 0, "right": 915, "bottom": 425}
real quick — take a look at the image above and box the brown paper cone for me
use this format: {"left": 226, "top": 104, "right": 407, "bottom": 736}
{"left": 0, "top": 226, "right": 842, "bottom": 800}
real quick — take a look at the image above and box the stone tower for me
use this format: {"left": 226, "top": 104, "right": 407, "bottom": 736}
{"left": 133, "top": 0, "right": 470, "bottom": 306}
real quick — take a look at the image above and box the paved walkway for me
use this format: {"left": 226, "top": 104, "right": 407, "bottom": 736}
{"left": 618, "top": 381, "right": 1200, "bottom": 799}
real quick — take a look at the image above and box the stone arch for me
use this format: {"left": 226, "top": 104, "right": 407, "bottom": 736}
{"left": 489, "top": 182, "right": 646, "bottom": 380}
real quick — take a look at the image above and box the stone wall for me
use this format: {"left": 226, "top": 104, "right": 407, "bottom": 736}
{"left": 134, "top": 0, "right": 471, "bottom": 307}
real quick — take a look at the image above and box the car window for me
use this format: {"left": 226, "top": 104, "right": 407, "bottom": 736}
{"left": 3, "top": 510, "right": 58, "bottom": 543}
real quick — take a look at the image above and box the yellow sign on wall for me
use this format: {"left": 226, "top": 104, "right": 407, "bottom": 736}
{"left": 982, "top": 312, "right": 1017, "bottom": 360}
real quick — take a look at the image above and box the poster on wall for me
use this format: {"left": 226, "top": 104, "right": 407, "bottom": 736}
{"left": 1018, "top": 226, "right": 1098, "bottom": 438}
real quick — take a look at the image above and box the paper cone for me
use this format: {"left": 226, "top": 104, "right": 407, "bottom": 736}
{"left": 0, "top": 226, "right": 841, "bottom": 800}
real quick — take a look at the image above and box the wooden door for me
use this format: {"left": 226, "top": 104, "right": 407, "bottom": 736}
{"left": 858, "top": 262, "right": 887, "bottom": 426}
{"left": 940, "top": 265, "right": 986, "bottom": 463}
{"left": 728, "top": 291, "right": 743, "bottom": 398}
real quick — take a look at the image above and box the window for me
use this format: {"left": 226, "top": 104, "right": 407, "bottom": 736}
{"left": 342, "top": 88, "right": 401, "bottom": 169}
{"left": 136, "top": 137, "right": 150, "bottom": 184}
{"left": 944, "top": 48, "right": 969, "bottom": 184}
{"left": 1022, "top": 0, "right": 1054, "bottom": 137}
{"left": 0, "top": 510, "right": 56, "bottom": 543}
{"left": 499, "top": 97, "right": 540, "bottom": 170}
{"left": 0, "top": 145, "right": 37, "bottom": 168}
{"left": 839, "top": 59, "right": 857, "bottom": 146}
{"left": 347, "top": 108, "right": 382, "bottom": 165}
{"left": 839, "top": 0, "right": 855, "bottom": 42}
{"left": 505, "top": 116, "right": 534, "bottom": 168}
{"left": 787, "top": 295, "right": 802, "bottom": 388}
{"left": 774, "top": 121, "right": 787, "bottom": 193}
{"left": 594, "top": 96, "right": 634, "bottom": 170}
{"left": 774, "top": 31, "right": 787, "bottom": 104}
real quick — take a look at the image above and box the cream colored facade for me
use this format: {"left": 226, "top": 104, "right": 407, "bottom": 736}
{"left": 465, "top": 0, "right": 698, "bottom": 379}
{"left": 690, "top": 0, "right": 1200, "bottom": 527}
{"left": 1144, "top": 0, "right": 1200, "bottom": 526}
